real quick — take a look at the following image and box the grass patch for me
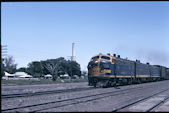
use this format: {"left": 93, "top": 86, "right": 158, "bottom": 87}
{"left": 1, "top": 78, "right": 88, "bottom": 85}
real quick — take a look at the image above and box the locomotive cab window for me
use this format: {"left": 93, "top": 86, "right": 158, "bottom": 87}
{"left": 101, "top": 56, "right": 110, "bottom": 60}
{"left": 88, "top": 61, "right": 98, "bottom": 68}
{"left": 91, "top": 56, "right": 99, "bottom": 61}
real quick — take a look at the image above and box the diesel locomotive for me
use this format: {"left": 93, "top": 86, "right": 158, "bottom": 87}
{"left": 87, "top": 53, "right": 169, "bottom": 87}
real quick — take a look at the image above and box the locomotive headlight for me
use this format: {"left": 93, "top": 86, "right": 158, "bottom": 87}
{"left": 95, "top": 60, "right": 98, "bottom": 63}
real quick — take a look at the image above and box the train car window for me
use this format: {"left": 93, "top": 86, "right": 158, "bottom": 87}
{"left": 101, "top": 56, "right": 110, "bottom": 60}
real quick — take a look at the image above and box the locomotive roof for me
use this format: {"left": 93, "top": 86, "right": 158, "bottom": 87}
{"left": 98, "top": 54, "right": 154, "bottom": 66}
{"left": 92, "top": 53, "right": 167, "bottom": 68}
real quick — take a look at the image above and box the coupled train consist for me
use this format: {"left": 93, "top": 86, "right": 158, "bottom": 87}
{"left": 87, "top": 53, "right": 169, "bottom": 87}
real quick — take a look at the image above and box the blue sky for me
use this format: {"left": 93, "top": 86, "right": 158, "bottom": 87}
{"left": 2, "top": 2, "right": 169, "bottom": 71}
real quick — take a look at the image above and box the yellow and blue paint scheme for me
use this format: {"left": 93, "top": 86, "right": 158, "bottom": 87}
{"left": 87, "top": 53, "right": 164, "bottom": 87}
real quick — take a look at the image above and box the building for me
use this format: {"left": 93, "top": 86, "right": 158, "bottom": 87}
{"left": 14, "top": 72, "right": 33, "bottom": 78}
{"left": 44, "top": 74, "right": 53, "bottom": 79}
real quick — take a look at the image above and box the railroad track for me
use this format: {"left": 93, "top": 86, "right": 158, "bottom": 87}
{"left": 112, "top": 88, "right": 169, "bottom": 112}
{"left": 147, "top": 96, "right": 169, "bottom": 112}
{"left": 1, "top": 81, "right": 152, "bottom": 99}
{"left": 2, "top": 80, "right": 166, "bottom": 99}
{"left": 1, "top": 87, "right": 95, "bottom": 99}
{"left": 2, "top": 83, "right": 164, "bottom": 112}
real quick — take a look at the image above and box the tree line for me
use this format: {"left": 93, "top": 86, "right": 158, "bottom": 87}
{"left": 1, "top": 56, "right": 81, "bottom": 81}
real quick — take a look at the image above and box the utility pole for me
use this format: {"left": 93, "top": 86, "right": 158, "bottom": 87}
{"left": 2, "top": 45, "right": 8, "bottom": 58}
{"left": 71, "top": 43, "right": 75, "bottom": 78}
{"left": 71, "top": 42, "right": 75, "bottom": 61}
{"left": 1, "top": 45, "right": 8, "bottom": 65}
{"left": 1, "top": 45, "right": 7, "bottom": 77}
{"left": 67, "top": 43, "right": 77, "bottom": 78}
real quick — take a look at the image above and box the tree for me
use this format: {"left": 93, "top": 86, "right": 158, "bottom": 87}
{"left": 1, "top": 58, "right": 5, "bottom": 77}
{"left": 3, "top": 56, "right": 17, "bottom": 74}
{"left": 56, "top": 57, "right": 68, "bottom": 76}
{"left": 81, "top": 70, "right": 88, "bottom": 77}
{"left": 66, "top": 60, "right": 81, "bottom": 78}
{"left": 27, "top": 61, "right": 43, "bottom": 78}
{"left": 42, "top": 59, "right": 62, "bottom": 81}
{"left": 16, "top": 67, "right": 27, "bottom": 73}
{"left": 14, "top": 57, "right": 82, "bottom": 80}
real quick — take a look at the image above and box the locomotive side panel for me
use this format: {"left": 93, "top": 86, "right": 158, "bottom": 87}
{"left": 150, "top": 65, "right": 161, "bottom": 77}
{"left": 136, "top": 63, "right": 150, "bottom": 77}
{"left": 115, "top": 59, "right": 135, "bottom": 77}
{"left": 110, "top": 64, "right": 114, "bottom": 75}
{"left": 161, "top": 66, "right": 166, "bottom": 79}
{"left": 166, "top": 68, "right": 169, "bottom": 79}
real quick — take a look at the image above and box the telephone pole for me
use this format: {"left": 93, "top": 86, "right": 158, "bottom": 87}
{"left": 1, "top": 45, "right": 7, "bottom": 77}
{"left": 2, "top": 45, "right": 8, "bottom": 58}
{"left": 71, "top": 42, "right": 75, "bottom": 61}
{"left": 71, "top": 42, "right": 75, "bottom": 78}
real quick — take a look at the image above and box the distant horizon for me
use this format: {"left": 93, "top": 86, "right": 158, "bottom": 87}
{"left": 2, "top": 1, "right": 169, "bottom": 71}
{"left": 3, "top": 50, "right": 169, "bottom": 70}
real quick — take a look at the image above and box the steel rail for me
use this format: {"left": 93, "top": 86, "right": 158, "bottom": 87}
{"left": 2, "top": 79, "right": 168, "bottom": 99}
{"left": 2, "top": 87, "right": 95, "bottom": 99}
{"left": 112, "top": 88, "right": 169, "bottom": 112}
{"left": 146, "top": 96, "right": 169, "bottom": 112}
{"left": 30, "top": 87, "right": 169, "bottom": 112}
{"left": 2, "top": 83, "right": 161, "bottom": 112}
